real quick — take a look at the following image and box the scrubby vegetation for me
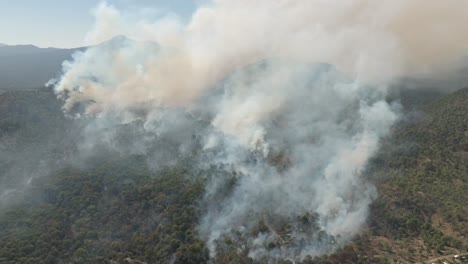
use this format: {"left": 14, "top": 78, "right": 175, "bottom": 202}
{"left": 0, "top": 159, "right": 209, "bottom": 263}
{"left": 310, "top": 88, "right": 468, "bottom": 263}
{"left": 0, "top": 87, "right": 466, "bottom": 263}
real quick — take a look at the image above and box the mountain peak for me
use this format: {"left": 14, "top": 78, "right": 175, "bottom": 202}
{"left": 0, "top": 44, "right": 40, "bottom": 50}
{"left": 101, "top": 35, "right": 133, "bottom": 46}
{"left": 15, "top": 44, "right": 38, "bottom": 48}
{"left": 109, "top": 35, "right": 131, "bottom": 42}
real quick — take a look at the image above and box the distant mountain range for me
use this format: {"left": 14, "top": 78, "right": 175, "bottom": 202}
{"left": 2, "top": 37, "right": 468, "bottom": 93}
{"left": 0, "top": 44, "right": 83, "bottom": 90}
{"left": 0, "top": 36, "right": 158, "bottom": 90}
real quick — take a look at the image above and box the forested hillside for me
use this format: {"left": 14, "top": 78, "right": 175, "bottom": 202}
{"left": 0, "top": 89, "right": 210, "bottom": 263}
{"left": 0, "top": 87, "right": 466, "bottom": 263}
{"left": 311, "top": 88, "right": 468, "bottom": 264}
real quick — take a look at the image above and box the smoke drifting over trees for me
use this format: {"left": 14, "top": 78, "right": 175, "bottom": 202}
{"left": 43, "top": 0, "right": 468, "bottom": 261}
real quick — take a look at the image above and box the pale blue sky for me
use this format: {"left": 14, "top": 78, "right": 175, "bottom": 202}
{"left": 0, "top": 0, "right": 199, "bottom": 48}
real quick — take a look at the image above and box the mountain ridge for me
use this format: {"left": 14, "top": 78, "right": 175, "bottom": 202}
{"left": 0, "top": 36, "right": 139, "bottom": 90}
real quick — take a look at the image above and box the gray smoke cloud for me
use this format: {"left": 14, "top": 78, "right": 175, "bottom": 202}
{"left": 50, "top": 0, "right": 468, "bottom": 260}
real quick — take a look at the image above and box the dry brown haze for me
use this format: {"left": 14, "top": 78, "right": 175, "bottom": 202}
{"left": 55, "top": 0, "right": 468, "bottom": 112}
{"left": 50, "top": 0, "right": 468, "bottom": 260}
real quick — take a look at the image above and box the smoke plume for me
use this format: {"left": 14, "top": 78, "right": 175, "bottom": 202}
{"left": 50, "top": 0, "right": 468, "bottom": 260}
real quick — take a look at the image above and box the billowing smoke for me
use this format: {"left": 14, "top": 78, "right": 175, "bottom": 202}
{"left": 50, "top": 0, "right": 468, "bottom": 260}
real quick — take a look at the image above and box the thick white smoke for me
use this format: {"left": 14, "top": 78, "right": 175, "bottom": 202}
{"left": 51, "top": 0, "right": 468, "bottom": 260}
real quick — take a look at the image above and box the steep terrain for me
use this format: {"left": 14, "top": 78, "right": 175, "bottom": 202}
{"left": 0, "top": 89, "right": 72, "bottom": 196}
{"left": 0, "top": 88, "right": 210, "bottom": 264}
{"left": 0, "top": 87, "right": 466, "bottom": 263}
{"left": 310, "top": 87, "right": 468, "bottom": 264}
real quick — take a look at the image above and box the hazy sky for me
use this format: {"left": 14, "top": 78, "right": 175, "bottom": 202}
{"left": 0, "top": 0, "right": 198, "bottom": 48}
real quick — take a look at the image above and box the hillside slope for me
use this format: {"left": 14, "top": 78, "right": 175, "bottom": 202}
{"left": 312, "top": 88, "right": 468, "bottom": 264}
{"left": 0, "top": 87, "right": 466, "bottom": 263}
